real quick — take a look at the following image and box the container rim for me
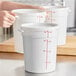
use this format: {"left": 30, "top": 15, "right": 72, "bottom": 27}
{"left": 21, "top": 23, "right": 59, "bottom": 30}
{"left": 12, "top": 9, "right": 46, "bottom": 14}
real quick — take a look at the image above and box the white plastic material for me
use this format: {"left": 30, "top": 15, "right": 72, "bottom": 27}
{"left": 12, "top": 9, "right": 46, "bottom": 53}
{"left": 43, "top": 6, "right": 69, "bottom": 45}
{"left": 21, "top": 23, "right": 58, "bottom": 73}
{"left": 56, "top": 7, "right": 69, "bottom": 45}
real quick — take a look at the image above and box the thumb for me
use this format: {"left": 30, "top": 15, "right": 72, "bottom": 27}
{"left": 9, "top": 11, "right": 16, "bottom": 16}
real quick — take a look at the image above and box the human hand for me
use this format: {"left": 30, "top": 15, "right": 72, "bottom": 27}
{"left": 0, "top": 11, "right": 16, "bottom": 28}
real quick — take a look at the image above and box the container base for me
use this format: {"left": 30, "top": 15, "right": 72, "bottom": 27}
{"left": 25, "top": 69, "right": 56, "bottom": 74}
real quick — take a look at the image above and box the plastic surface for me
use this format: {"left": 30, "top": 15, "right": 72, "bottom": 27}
{"left": 43, "top": 6, "right": 69, "bottom": 45}
{"left": 21, "top": 23, "right": 58, "bottom": 73}
{"left": 13, "top": 9, "right": 46, "bottom": 53}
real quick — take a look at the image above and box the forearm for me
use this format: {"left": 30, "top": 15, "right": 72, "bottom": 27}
{"left": 0, "top": 1, "right": 2, "bottom": 10}
{"left": 1, "top": 1, "right": 41, "bottom": 11}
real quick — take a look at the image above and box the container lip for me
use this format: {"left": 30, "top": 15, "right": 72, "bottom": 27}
{"left": 12, "top": 9, "right": 46, "bottom": 15}
{"left": 21, "top": 23, "right": 59, "bottom": 30}
{"left": 42, "top": 6, "right": 69, "bottom": 9}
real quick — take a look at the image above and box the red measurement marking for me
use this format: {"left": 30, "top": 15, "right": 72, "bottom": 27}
{"left": 44, "top": 39, "right": 51, "bottom": 69}
{"left": 46, "top": 17, "right": 49, "bottom": 21}
{"left": 46, "top": 11, "right": 56, "bottom": 13}
{"left": 51, "top": 10, "right": 53, "bottom": 24}
{"left": 44, "top": 40, "right": 51, "bottom": 42}
{"left": 46, "top": 10, "right": 56, "bottom": 23}
{"left": 46, "top": 15, "right": 56, "bottom": 21}
{"left": 46, "top": 15, "right": 49, "bottom": 18}
{"left": 44, "top": 31, "right": 52, "bottom": 38}
{"left": 37, "top": 16, "right": 43, "bottom": 18}
{"left": 47, "top": 17, "right": 51, "bottom": 20}
{"left": 46, "top": 11, "right": 51, "bottom": 14}
{"left": 52, "top": 11, "right": 56, "bottom": 13}
{"left": 46, "top": 14, "right": 51, "bottom": 21}
{"left": 37, "top": 16, "right": 44, "bottom": 22}
{"left": 46, "top": 39, "right": 48, "bottom": 69}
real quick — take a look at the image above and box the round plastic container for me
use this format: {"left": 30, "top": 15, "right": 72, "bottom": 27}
{"left": 12, "top": 9, "right": 46, "bottom": 53}
{"left": 43, "top": 6, "right": 69, "bottom": 45}
{"left": 20, "top": 23, "right": 59, "bottom": 73}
